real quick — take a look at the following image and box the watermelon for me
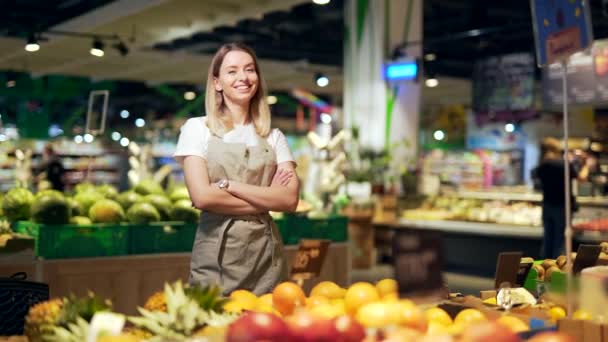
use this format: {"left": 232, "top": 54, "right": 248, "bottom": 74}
{"left": 89, "top": 199, "right": 125, "bottom": 223}
{"left": 170, "top": 200, "right": 200, "bottom": 223}
{"left": 74, "top": 191, "right": 105, "bottom": 216}
{"left": 133, "top": 179, "right": 164, "bottom": 196}
{"left": 2, "top": 188, "right": 35, "bottom": 222}
{"left": 97, "top": 184, "right": 119, "bottom": 200}
{"left": 31, "top": 193, "right": 71, "bottom": 225}
{"left": 70, "top": 216, "right": 92, "bottom": 225}
{"left": 142, "top": 194, "right": 172, "bottom": 221}
{"left": 126, "top": 202, "right": 161, "bottom": 224}
{"left": 169, "top": 186, "right": 190, "bottom": 203}
{"left": 116, "top": 191, "right": 141, "bottom": 211}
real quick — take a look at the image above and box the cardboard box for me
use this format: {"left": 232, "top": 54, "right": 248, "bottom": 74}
{"left": 583, "top": 320, "right": 603, "bottom": 342}
{"left": 558, "top": 319, "right": 585, "bottom": 342}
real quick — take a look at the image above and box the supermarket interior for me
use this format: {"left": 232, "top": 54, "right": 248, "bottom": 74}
{"left": 1, "top": 0, "right": 608, "bottom": 341}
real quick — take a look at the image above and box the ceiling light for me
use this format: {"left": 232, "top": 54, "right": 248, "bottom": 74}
{"left": 267, "top": 95, "right": 278, "bottom": 105}
{"left": 74, "top": 135, "right": 83, "bottom": 144}
{"left": 111, "top": 131, "right": 121, "bottom": 141}
{"left": 184, "top": 91, "right": 196, "bottom": 101}
{"left": 424, "top": 53, "right": 436, "bottom": 61}
{"left": 120, "top": 137, "right": 130, "bottom": 147}
{"left": 505, "top": 123, "right": 515, "bottom": 133}
{"left": 120, "top": 110, "right": 130, "bottom": 118}
{"left": 113, "top": 41, "right": 129, "bottom": 56}
{"left": 135, "top": 118, "right": 145, "bottom": 127}
{"left": 313, "top": 0, "right": 331, "bottom": 4}
{"left": 84, "top": 133, "right": 94, "bottom": 143}
{"left": 315, "top": 73, "right": 329, "bottom": 87}
{"left": 433, "top": 130, "right": 445, "bottom": 141}
{"left": 0, "top": 134, "right": 6, "bottom": 142}
{"left": 90, "top": 38, "right": 105, "bottom": 57}
{"left": 425, "top": 78, "right": 439, "bottom": 87}
{"left": 6, "top": 80, "right": 15, "bottom": 88}
{"left": 25, "top": 34, "right": 40, "bottom": 52}
{"left": 320, "top": 113, "right": 332, "bottom": 124}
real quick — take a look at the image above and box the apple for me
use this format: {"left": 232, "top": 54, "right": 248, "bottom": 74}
{"left": 527, "top": 332, "right": 575, "bottom": 342}
{"left": 332, "top": 315, "right": 366, "bottom": 342}
{"left": 286, "top": 310, "right": 336, "bottom": 342}
{"left": 226, "top": 312, "right": 291, "bottom": 342}
{"left": 460, "top": 321, "right": 521, "bottom": 342}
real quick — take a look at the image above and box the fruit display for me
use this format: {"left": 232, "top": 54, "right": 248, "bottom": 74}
{"left": 0, "top": 181, "right": 198, "bottom": 226}
{"left": 20, "top": 277, "right": 584, "bottom": 342}
{"left": 402, "top": 196, "right": 542, "bottom": 226}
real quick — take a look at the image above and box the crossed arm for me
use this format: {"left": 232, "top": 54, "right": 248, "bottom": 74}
{"left": 182, "top": 155, "right": 299, "bottom": 215}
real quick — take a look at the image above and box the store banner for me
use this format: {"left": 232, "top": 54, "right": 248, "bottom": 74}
{"left": 542, "top": 39, "right": 608, "bottom": 107}
{"left": 473, "top": 53, "right": 535, "bottom": 114}
{"left": 530, "top": 0, "right": 593, "bottom": 66}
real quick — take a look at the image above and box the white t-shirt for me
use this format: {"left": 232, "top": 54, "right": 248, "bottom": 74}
{"left": 173, "top": 116, "right": 295, "bottom": 165}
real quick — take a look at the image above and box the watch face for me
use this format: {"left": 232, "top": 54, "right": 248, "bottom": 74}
{"left": 219, "top": 179, "right": 228, "bottom": 189}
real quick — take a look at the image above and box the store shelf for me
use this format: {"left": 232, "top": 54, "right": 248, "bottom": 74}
{"left": 575, "top": 230, "right": 608, "bottom": 243}
{"left": 377, "top": 218, "right": 543, "bottom": 239}
{"left": 446, "top": 190, "right": 608, "bottom": 208}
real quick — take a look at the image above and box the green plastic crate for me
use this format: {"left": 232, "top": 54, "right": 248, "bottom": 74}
{"left": 128, "top": 222, "right": 197, "bottom": 254}
{"left": 523, "top": 261, "right": 570, "bottom": 295}
{"left": 278, "top": 215, "right": 349, "bottom": 245}
{"left": 14, "top": 221, "right": 129, "bottom": 259}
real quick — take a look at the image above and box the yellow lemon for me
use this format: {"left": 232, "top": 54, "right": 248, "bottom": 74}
{"left": 497, "top": 315, "right": 529, "bottom": 333}
{"left": 223, "top": 300, "right": 247, "bottom": 313}
{"left": 454, "top": 309, "right": 487, "bottom": 326}
{"left": 382, "top": 292, "right": 400, "bottom": 302}
{"left": 573, "top": 309, "right": 593, "bottom": 320}
{"left": 376, "top": 278, "right": 398, "bottom": 298}
{"left": 548, "top": 306, "right": 566, "bottom": 322}
{"left": 254, "top": 304, "right": 281, "bottom": 316}
{"left": 309, "top": 303, "right": 342, "bottom": 319}
{"left": 355, "top": 302, "right": 399, "bottom": 328}
{"left": 344, "top": 282, "right": 380, "bottom": 316}
{"left": 257, "top": 293, "right": 273, "bottom": 307}
{"left": 426, "top": 320, "right": 451, "bottom": 336}
{"left": 229, "top": 289, "right": 258, "bottom": 310}
{"left": 306, "top": 295, "right": 330, "bottom": 308}
{"left": 310, "top": 281, "right": 346, "bottom": 300}
{"left": 425, "top": 307, "right": 453, "bottom": 326}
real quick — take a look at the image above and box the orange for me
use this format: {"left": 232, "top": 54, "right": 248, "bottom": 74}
{"left": 309, "top": 303, "right": 343, "bottom": 319}
{"left": 382, "top": 293, "right": 399, "bottom": 302}
{"left": 376, "top": 278, "right": 398, "bottom": 298}
{"left": 424, "top": 307, "right": 453, "bottom": 326}
{"left": 272, "top": 282, "right": 306, "bottom": 316}
{"left": 306, "top": 295, "right": 330, "bottom": 308}
{"left": 393, "top": 301, "right": 427, "bottom": 332}
{"left": 344, "top": 282, "right": 380, "bottom": 316}
{"left": 496, "top": 315, "right": 529, "bottom": 333}
{"left": 310, "top": 281, "right": 346, "bottom": 300}
{"left": 454, "top": 309, "right": 486, "bottom": 326}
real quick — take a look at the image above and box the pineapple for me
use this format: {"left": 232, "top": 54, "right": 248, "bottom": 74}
{"left": 129, "top": 280, "right": 237, "bottom": 342}
{"left": 24, "top": 298, "right": 64, "bottom": 342}
{"left": 143, "top": 291, "right": 166, "bottom": 312}
{"left": 24, "top": 293, "right": 112, "bottom": 342}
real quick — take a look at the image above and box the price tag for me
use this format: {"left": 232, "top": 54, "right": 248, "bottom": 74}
{"left": 494, "top": 251, "right": 524, "bottom": 289}
{"left": 392, "top": 229, "right": 444, "bottom": 296}
{"left": 573, "top": 244, "right": 602, "bottom": 275}
{"left": 290, "top": 239, "right": 331, "bottom": 282}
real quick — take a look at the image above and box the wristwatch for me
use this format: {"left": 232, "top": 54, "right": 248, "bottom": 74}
{"left": 217, "top": 179, "right": 229, "bottom": 190}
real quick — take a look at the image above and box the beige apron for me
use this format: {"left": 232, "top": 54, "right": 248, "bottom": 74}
{"left": 189, "top": 133, "right": 287, "bottom": 296}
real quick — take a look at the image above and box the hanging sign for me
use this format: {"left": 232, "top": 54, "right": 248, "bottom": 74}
{"left": 530, "top": 0, "right": 593, "bottom": 66}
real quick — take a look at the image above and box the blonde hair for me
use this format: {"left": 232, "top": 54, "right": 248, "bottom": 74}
{"left": 205, "top": 43, "right": 271, "bottom": 137}
{"left": 542, "top": 137, "right": 562, "bottom": 160}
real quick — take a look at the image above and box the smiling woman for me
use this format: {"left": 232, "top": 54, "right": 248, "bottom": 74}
{"left": 173, "top": 43, "right": 299, "bottom": 295}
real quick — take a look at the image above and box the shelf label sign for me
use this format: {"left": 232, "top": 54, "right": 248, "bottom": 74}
{"left": 86, "top": 90, "right": 109, "bottom": 135}
{"left": 573, "top": 244, "right": 602, "bottom": 274}
{"left": 290, "top": 239, "right": 331, "bottom": 281}
{"left": 393, "top": 229, "right": 444, "bottom": 296}
{"left": 530, "top": 0, "right": 593, "bottom": 66}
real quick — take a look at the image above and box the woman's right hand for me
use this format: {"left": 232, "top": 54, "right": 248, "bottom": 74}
{"left": 271, "top": 168, "right": 293, "bottom": 187}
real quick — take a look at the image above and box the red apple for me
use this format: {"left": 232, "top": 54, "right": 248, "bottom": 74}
{"left": 527, "top": 332, "right": 575, "bottom": 342}
{"left": 460, "top": 321, "right": 521, "bottom": 342}
{"left": 332, "top": 315, "right": 366, "bottom": 342}
{"left": 226, "top": 312, "right": 291, "bottom": 342}
{"left": 286, "top": 310, "right": 336, "bottom": 342}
